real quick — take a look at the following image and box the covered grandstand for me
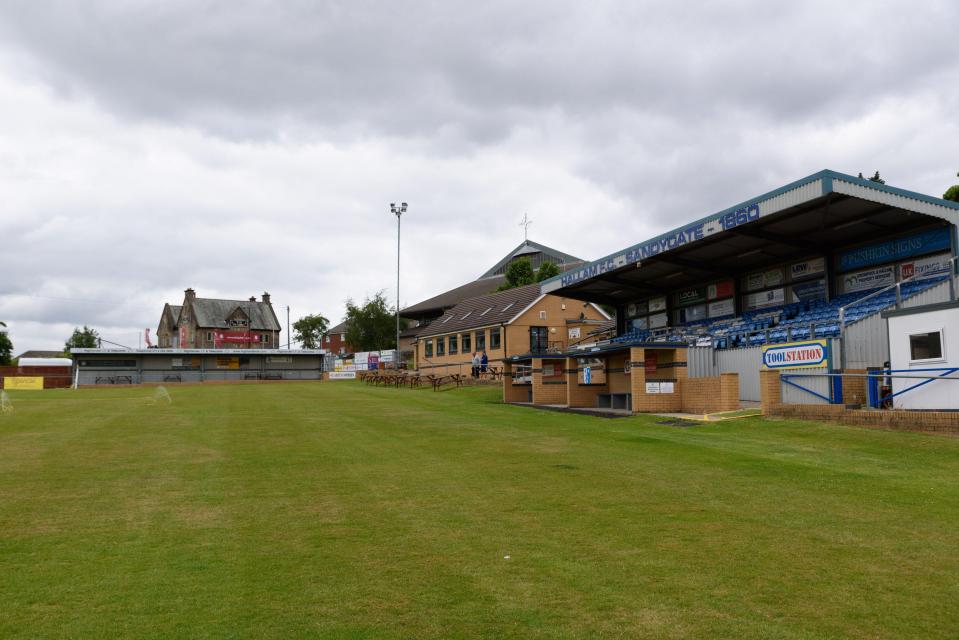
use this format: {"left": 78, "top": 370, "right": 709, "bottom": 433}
{"left": 540, "top": 170, "right": 959, "bottom": 400}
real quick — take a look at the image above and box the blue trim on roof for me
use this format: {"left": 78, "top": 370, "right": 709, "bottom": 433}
{"left": 539, "top": 169, "right": 959, "bottom": 293}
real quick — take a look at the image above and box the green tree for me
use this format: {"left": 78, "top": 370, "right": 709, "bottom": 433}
{"left": 344, "top": 292, "right": 402, "bottom": 351}
{"left": 498, "top": 257, "right": 536, "bottom": 291}
{"left": 65, "top": 326, "right": 100, "bottom": 352}
{"left": 0, "top": 322, "right": 12, "bottom": 365}
{"left": 292, "top": 313, "right": 329, "bottom": 349}
{"left": 943, "top": 171, "right": 959, "bottom": 203}
{"left": 535, "top": 261, "right": 561, "bottom": 282}
{"left": 858, "top": 171, "right": 885, "bottom": 184}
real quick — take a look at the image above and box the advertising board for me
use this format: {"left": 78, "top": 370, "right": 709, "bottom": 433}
{"left": 837, "top": 228, "right": 951, "bottom": 272}
{"left": 842, "top": 266, "right": 894, "bottom": 293}
{"left": 761, "top": 340, "right": 829, "bottom": 369}
{"left": 3, "top": 377, "right": 44, "bottom": 390}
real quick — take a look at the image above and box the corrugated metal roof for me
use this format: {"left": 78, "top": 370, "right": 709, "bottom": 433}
{"left": 416, "top": 284, "right": 543, "bottom": 338}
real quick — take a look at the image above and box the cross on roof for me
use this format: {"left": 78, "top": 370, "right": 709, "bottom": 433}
{"left": 519, "top": 213, "right": 532, "bottom": 241}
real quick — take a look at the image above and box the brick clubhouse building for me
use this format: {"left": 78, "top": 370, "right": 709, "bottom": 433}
{"left": 414, "top": 283, "right": 609, "bottom": 375}
{"left": 156, "top": 288, "right": 282, "bottom": 349}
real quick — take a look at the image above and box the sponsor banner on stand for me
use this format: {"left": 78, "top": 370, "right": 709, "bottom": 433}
{"left": 744, "top": 288, "right": 785, "bottom": 310}
{"left": 648, "top": 297, "right": 667, "bottom": 313}
{"left": 676, "top": 287, "right": 706, "bottom": 306}
{"left": 649, "top": 312, "right": 668, "bottom": 328}
{"left": 215, "top": 357, "right": 240, "bottom": 369}
{"left": 707, "top": 280, "right": 734, "bottom": 300}
{"left": 708, "top": 298, "right": 735, "bottom": 318}
{"left": 329, "top": 371, "right": 356, "bottom": 380}
{"left": 790, "top": 279, "right": 827, "bottom": 303}
{"left": 214, "top": 331, "right": 261, "bottom": 344}
{"left": 838, "top": 228, "right": 951, "bottom": 271}
{"left": 762, "top": 340, "right": 829, "bottom": 369}
{"left": 678, "top": 305, "right": 706, "bottom": 323}
{"left": 900, "top": 252, "right": 951, "bottom": 281}
{"left": 790, "top": 257, "right": 825, "bottom": 280}
{"left": 842, "top": 266, "right": 894, "bottom": 293}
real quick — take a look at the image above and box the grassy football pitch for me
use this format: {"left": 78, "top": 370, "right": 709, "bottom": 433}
{"left": 2, "top": 382, "right": 959, "bottom": 638}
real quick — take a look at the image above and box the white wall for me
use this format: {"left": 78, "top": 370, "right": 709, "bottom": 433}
{"left": 887, "top": 306, "right": 959, "bottom": 410}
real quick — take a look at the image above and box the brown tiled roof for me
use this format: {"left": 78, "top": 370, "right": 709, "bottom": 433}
{"left": 327, "top": 321, "right": 348, "bottom": 334}
{"left": 401, "top": 240, "right": 586, "bottom": 318}
{"left": 401, "top": 276, "right": 505, "bottom": 317}
{"left": 16, "top": 350, "right": 65, "bottom": 359}
{"left": 416, "top": 284, "right": 543, "bottom": 339}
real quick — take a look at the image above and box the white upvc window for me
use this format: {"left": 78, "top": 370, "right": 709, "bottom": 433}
{"left": 908, "top": 329, "right": 944, "bottom": 364}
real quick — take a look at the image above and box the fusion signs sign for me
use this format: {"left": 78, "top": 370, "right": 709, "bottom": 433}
{"left": 837, "top": 228, "right": 951, "bottom": 272}
{"left": 762, "top": 340, "right": 829, "bottom": 369}
{"left": 546, "top": 202, "right": 766, "bottom": 291}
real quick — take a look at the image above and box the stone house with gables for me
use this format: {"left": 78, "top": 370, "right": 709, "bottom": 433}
{"left": 156, "top": 288, "right": 282, "bottom": 349}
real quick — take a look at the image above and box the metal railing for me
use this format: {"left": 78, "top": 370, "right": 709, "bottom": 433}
{"left": 779, "top": 368, "right": 959, "bottom": 408}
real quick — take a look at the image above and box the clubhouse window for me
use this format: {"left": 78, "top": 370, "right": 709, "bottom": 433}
{"left": 436, "top": 337, "right": 445, "bottom": 356}
{"left": 461, "top": 332, "right": 471, "bottom": 353}
{"left": 909, "top": 330, "right": 943, "bottom": 362}
{"left": 449, "top": 334, "right": 458, "bottom": 355}
{"left": 475, "top": 330, "right": 486, "bottom": 351}
{"left": 425, "top": 339, "right": 433, "bottom": 358}
{"left": 490, "top": 327, "right": 501, "bottom": 350}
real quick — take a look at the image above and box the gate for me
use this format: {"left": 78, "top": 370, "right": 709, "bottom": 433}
{"left": 716, "top": 346, "right": 763, "bottom": 401}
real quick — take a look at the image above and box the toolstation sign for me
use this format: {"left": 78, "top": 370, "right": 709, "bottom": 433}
{"left": 762, "top": 340, "right": 829, "bottom": 369}
{"left": 548, "top": 203, "right": 763, "bottom": 290}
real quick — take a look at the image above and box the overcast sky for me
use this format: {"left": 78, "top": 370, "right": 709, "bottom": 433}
{"left": 1, "top": 1, "right": 957, "bottom": 352}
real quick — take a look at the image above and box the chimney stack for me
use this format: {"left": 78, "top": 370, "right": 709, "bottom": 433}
{"left": 185, "top": 288, "right": 196, "bottom": 301}
{"left": 262, "top": 292, "right": 271, "bottom": 304}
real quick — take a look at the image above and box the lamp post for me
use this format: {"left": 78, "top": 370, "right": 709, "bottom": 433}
{"left": 390, "top": 202, "right": 407, "bottom": 364}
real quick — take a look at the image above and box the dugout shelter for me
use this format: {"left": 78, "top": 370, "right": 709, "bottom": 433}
{"left": 533, "top": 169, "right": 959, "bottom": 407}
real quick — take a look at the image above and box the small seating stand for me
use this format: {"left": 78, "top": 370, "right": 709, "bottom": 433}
{"left": 244, "top": 373, "right": 262, "bottom": 380}
{"left": 163, "top": 375, "right": 182, "bottom": 383}
{"left": 597, "top": 393, "right": 632, "bottom": 411}
{"left": 264, "top": 373, "right": 283, "bottom": 381}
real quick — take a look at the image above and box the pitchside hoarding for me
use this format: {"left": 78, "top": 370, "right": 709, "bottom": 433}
{"left": 3, "top": 377, "right": 44, "bottom": 390}
{"left": 762, "top": 340, "right": 829, "bottom": 369}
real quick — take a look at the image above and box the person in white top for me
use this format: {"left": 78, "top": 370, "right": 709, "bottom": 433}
{"left": 471, "top": 352, "right": 481, "bottom": 378}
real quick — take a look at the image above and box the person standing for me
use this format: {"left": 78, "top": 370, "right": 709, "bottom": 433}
{"left": 481, "top": 350, "right": 488, "bottom": 374}
{"left": 471, "top": 352, "right": 480, "bottom": 378}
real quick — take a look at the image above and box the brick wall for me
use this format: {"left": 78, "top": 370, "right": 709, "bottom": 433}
{"left": 680, "top": 374, "right": 739, "bottom": 413}
{"left": 630, "top": 347, "right": 684, "bottom": 413}
{"left": 531, "top": 358, "right": 567, "bottom": 405}
{"left": 842, "top": 369, "right": 868, "bottom": 406}
{"left": 567, "top": 356, "right": 608, "bottom": 408}
{"left": 760, "top": 370, "right": 782, "bottom": 412}
{"left": 770, "top": 403, "right": 959, "bottom": 434}
{"left": 502, "top": 361, "right": 533, "bottom": 403}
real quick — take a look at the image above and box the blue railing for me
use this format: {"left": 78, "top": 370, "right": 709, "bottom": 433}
{"left": 779, "top": 369, "right": 959, "bottom": 408}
